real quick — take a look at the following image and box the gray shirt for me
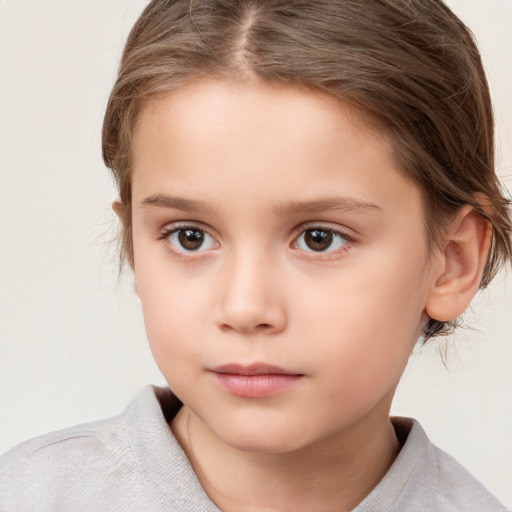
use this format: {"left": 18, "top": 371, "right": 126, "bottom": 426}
{"left": 0, "top": 386, "right": 507, "bottom": 511}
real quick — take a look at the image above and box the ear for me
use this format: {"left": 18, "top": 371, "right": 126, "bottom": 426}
{"left": 425, "top": 205, "right": 492, "bottom": 322}
{"left": 112, "top": 197, "right": 125, "bottom": 219}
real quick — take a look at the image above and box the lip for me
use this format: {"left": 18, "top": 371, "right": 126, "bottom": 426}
{"left": 210, "top": 363, "right": 304, "bottom": 398}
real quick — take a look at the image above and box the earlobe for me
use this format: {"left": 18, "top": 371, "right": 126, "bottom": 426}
{"left": 425, "top": 205, "right": 492, "bottom": 322}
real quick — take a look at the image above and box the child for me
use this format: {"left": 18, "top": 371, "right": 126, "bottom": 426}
{"left": 1, "top": 0, "right": 511, "bottom": 510}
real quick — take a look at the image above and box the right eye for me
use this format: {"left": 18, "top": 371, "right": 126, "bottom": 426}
{"left": 164, "top": 227, "right": 218, "bottom": 253}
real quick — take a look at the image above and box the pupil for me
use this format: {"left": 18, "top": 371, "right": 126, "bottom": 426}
{"left": 305, "top": 229, "right": 333, "bottom": 251}
{"left": 178, "top": 229, "right": 204, "bottom": 250}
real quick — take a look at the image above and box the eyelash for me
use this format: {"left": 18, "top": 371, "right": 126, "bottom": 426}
{"left": 157, "top": 223, "right": 356, "bottom": 259}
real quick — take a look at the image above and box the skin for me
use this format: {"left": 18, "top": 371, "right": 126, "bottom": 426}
{"left": 125, "top": 79, "right": 490, "bottom": 511}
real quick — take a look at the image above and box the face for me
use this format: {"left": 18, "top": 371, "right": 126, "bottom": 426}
{"left": 130, "top": 80, "right": 437, "bottom": 453}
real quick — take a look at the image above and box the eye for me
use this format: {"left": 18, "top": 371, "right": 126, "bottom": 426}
{"left": 295, "top": 228, "right": 349, "bottom": 253}
{"left": 165, "top": 227, "right": 218, "bottom": 253}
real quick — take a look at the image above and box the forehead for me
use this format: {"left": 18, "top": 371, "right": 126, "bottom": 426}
{"left": 134, "top": 79, "right": 390, "bottom": 160}
{"left": 131, "top": 79, "right": 423, "bottom": 223}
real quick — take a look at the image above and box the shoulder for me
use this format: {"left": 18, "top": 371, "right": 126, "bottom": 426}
{"left": 0, "top": 410, "right": 126, "bottom": 467}
{"left": 0, "top": 385, "right": 173, "bottom": 477}
{"left": 0, "top": 386, "right": 219, "bottom": 512}
{"left": 355, "top": 417, "right": 508, "bottom": 512}
{"left": 430, "top": 440, "right": 507, "bottom": 511}
{"left": 0, "top": 386, "right": 159, "bottom": 511}
{"left": 0, "top": 404, "right": 136, "bottom": 510}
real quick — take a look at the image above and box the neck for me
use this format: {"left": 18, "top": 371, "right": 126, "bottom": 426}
{"left": 171, "top": 400, "right": 400, "bottom": 512}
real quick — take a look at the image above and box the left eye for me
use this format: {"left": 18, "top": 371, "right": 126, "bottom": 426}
{"left": 295, "top": 228, "right": 349, "bottom": 253}
{"left": 167, "top": 228, "right": 218, "bottom": 253}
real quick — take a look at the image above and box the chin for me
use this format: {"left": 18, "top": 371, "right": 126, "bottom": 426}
{"left": 223, "top": 433, "right": 304, "bottom": 454}
{"left": 209, "top": 416, "right": 313, "bottom": 454}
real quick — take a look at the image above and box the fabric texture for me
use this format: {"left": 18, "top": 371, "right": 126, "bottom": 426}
{"left": 0, "top": 385, "right": 507, "bottom": 511}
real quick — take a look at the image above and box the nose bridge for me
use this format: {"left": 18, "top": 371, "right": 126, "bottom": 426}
{"left": 215, "top": 242, "right": 286, "bottom": 334}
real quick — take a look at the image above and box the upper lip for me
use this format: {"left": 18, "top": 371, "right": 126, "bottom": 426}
{"left": 211, "top": 363, "right": 302, "bottom": 376}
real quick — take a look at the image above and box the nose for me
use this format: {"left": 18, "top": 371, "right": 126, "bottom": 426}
{"left": 213, "top": 250, "right": 288, "bottom": 336}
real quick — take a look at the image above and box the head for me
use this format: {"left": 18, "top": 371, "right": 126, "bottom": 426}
{"left": 101, "top": 0, "right": 512, "bottom": 455}
{"left": 103, "top": 0, "right": 511, "bottom": 342}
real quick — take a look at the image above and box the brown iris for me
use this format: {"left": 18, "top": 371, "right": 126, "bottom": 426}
{"left": 304, "top": 229, "right": 333, "bottom": 251}
{"left": 178, "top": 229, "right": 205, "bottom": 251}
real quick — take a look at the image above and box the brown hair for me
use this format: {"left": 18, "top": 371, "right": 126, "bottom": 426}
{"left": 102, "top": 0, "right": 512, "bottom": 339}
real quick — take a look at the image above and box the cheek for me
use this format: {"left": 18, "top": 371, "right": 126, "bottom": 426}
{"left": 134, "top": 261, "right": 211, "bottom": 371}
{"left": 300, "top": 245, "right": 429, "bottom": 334}
{"left": 300, "top": 247, "right": 430, "bottom": 390}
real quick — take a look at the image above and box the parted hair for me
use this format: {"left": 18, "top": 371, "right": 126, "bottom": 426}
{"left": 102, "top": 0, "right": 512, "bottom": 339}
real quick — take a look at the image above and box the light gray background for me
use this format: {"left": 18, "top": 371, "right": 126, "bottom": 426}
{"left": 1, "top": 0, "right": 511, "bottom": 507}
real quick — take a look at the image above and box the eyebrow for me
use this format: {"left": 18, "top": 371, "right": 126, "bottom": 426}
{"left": 273, "top": 197, "right": 383, "bottom": 216}
{"left": 140, "top": 193, "right": 217, "bottom": 215}
{"left": 140, "top": 193, "right": 383, "bottom": 217}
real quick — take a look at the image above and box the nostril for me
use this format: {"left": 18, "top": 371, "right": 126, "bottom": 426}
{"left": 219, "top": 323, "right": 234, "bottom": 332}
{"left": 219, "top": 322, "right": 274, "bottom": 333}
{"left": 256, "top": 323, "right": 273, "bottom": 331}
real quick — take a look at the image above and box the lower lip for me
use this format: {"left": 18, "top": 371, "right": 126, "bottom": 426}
{"left": 212, "top": 373, "right": 302, "bottom": 398}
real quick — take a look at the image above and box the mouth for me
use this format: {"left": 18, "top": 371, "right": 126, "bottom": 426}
{"left": 210, "top": 363, "right": 304, "bottom": 398}
{"left": 212, "top": 363, "right": 301, "bottom": 376}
